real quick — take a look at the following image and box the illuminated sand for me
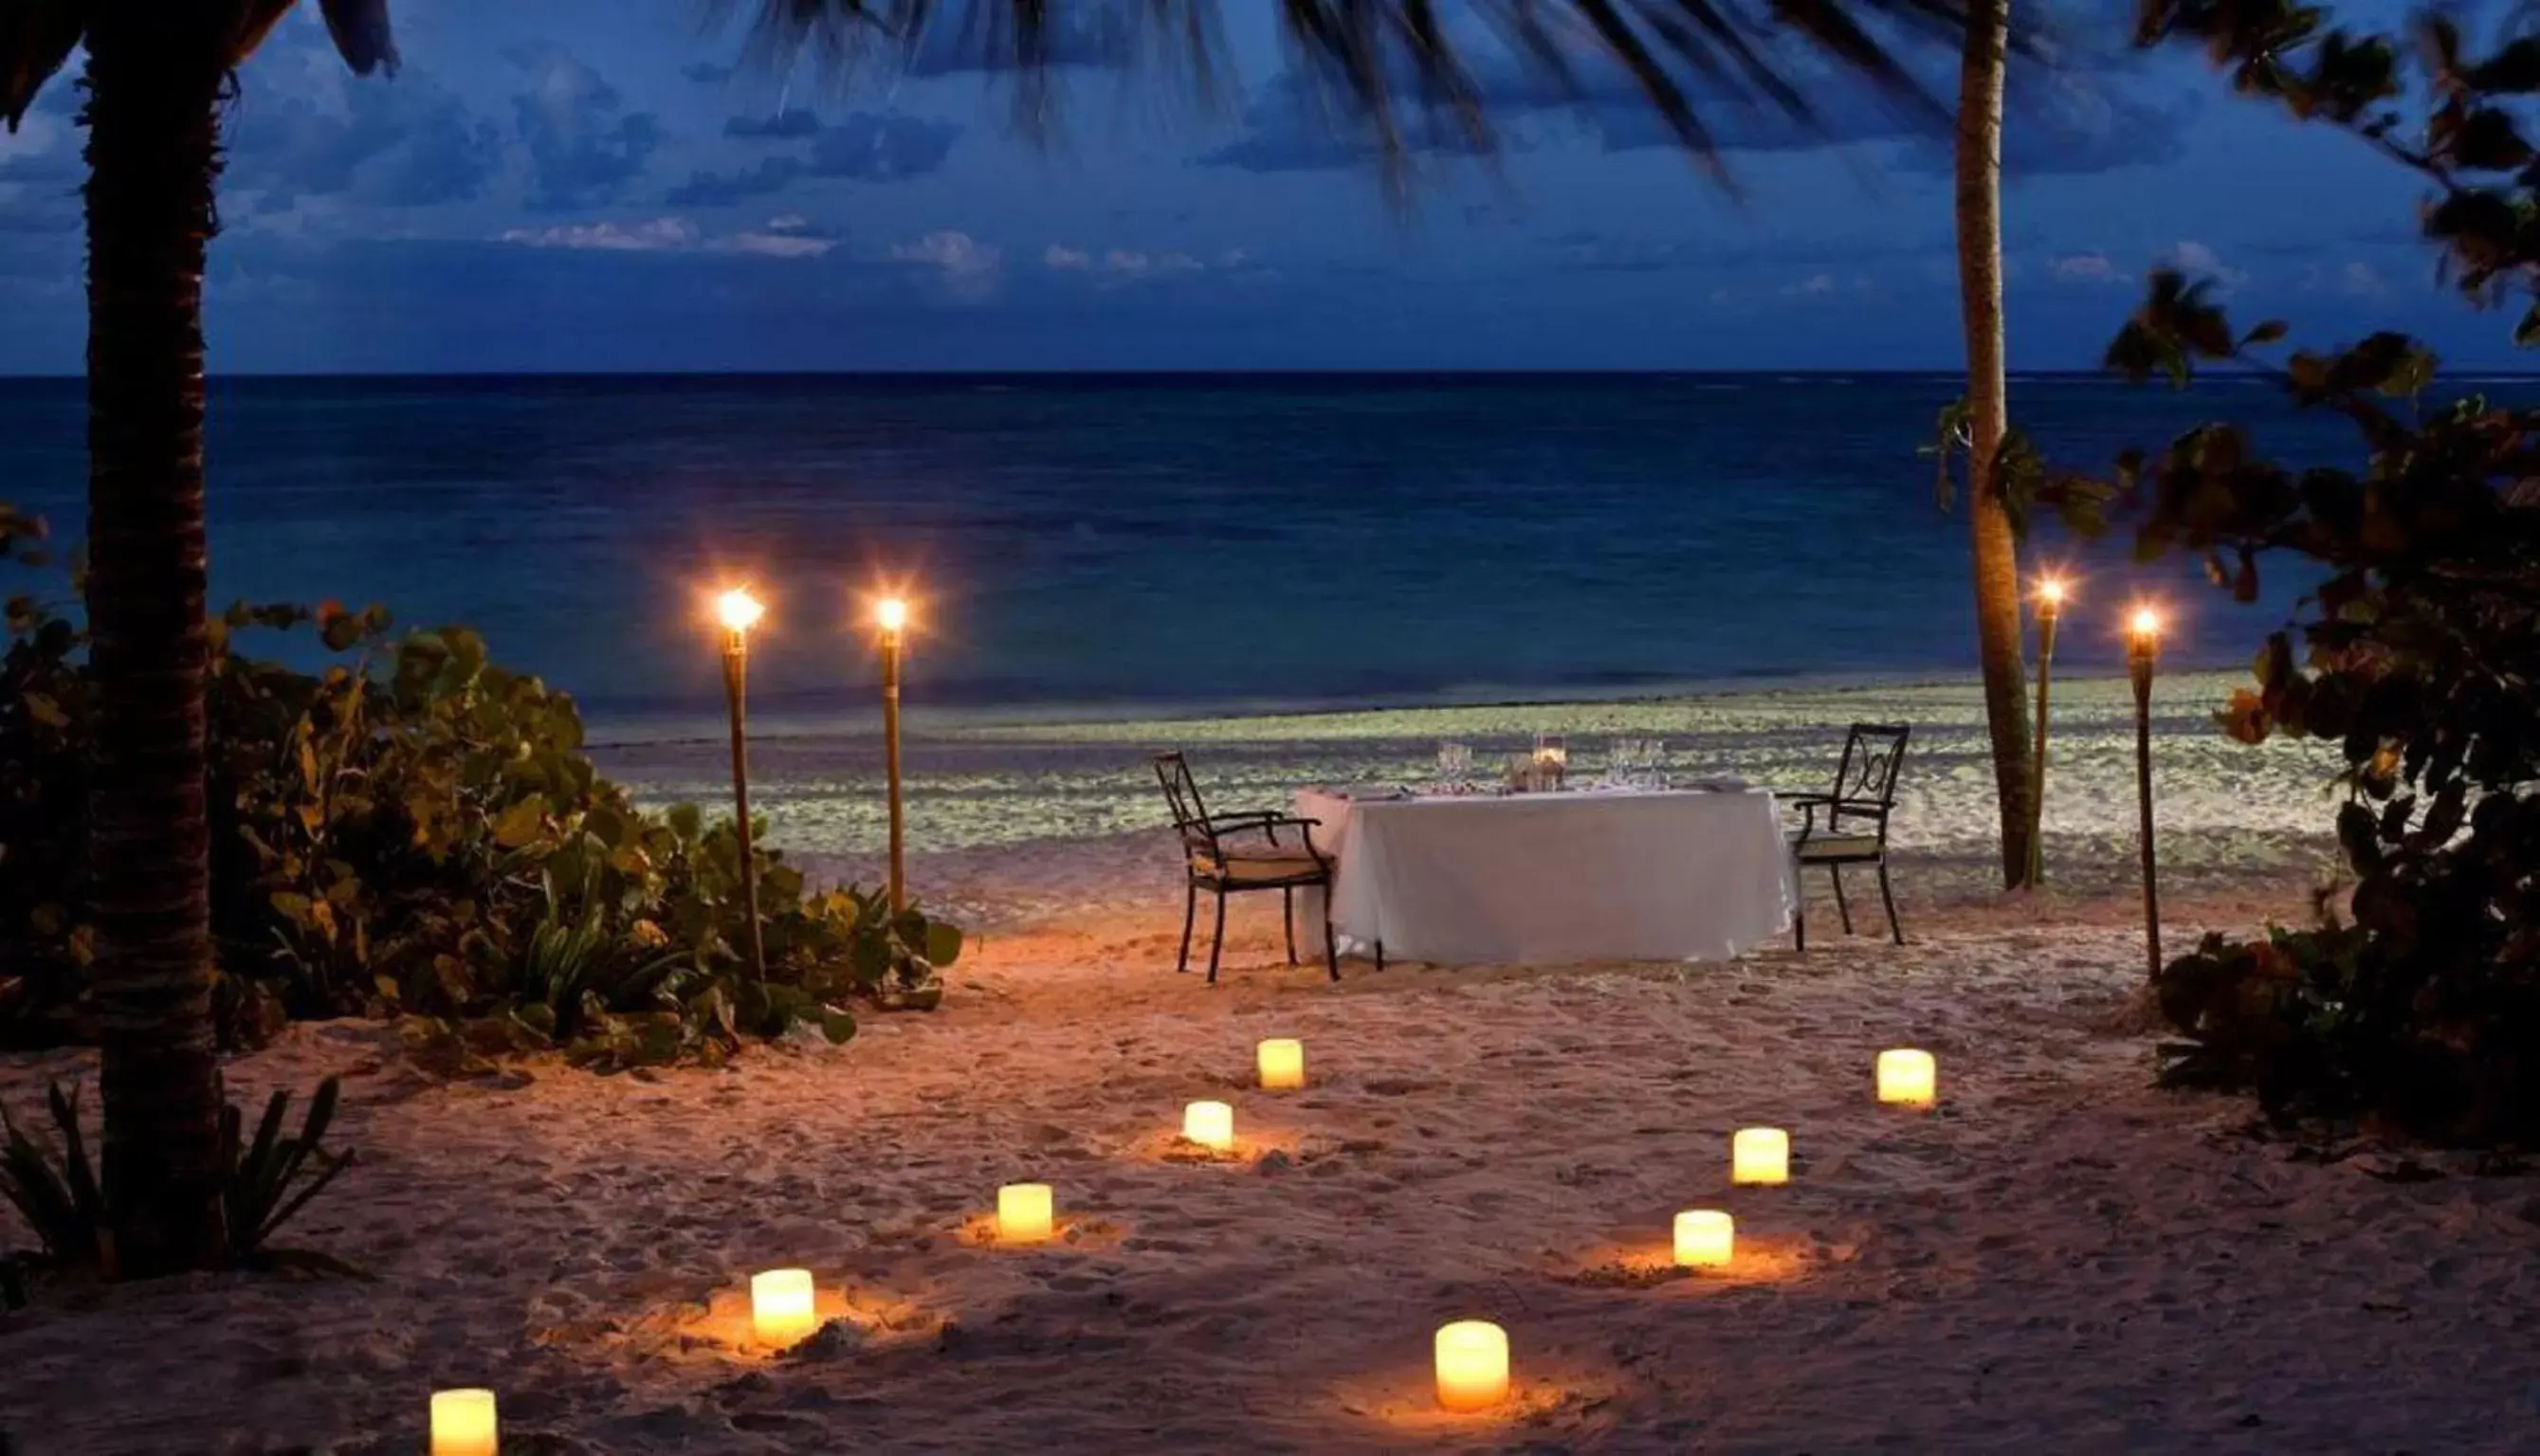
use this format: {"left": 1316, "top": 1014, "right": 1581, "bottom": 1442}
{"left": 3, "top": 678, "right": 2534, "bottom": 1450}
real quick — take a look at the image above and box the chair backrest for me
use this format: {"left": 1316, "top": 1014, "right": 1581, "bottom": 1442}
{"left": 1831, "top": 722, "right": 1911, "bottom": 810}
{"left": 1153, "top": 752, "right": 1219, "bottom": 858}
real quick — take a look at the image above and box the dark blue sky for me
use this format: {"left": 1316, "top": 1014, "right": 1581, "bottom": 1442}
{"left": 0, "top": 0, "right": 2505, "bottom": 373}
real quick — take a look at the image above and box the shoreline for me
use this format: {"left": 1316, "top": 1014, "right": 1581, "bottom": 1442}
{"left": 581, "top": 669, "right": 2345, "bottom": 934}
{"left": 580, "top": 664, "right": 2259, "bottom": 749}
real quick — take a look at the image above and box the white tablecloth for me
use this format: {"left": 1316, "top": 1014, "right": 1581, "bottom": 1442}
{"left": 1293, "top": 788, "right": 1795, "bottom": 966}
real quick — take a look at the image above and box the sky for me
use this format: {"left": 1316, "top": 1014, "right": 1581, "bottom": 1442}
{"left": 0, "top": 0, "right": 2511, "bottom": 374}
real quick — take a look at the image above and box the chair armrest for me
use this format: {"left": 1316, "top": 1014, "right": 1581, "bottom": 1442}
{"left": 1224, "top": 815, "right": 1329, "bottom": 855}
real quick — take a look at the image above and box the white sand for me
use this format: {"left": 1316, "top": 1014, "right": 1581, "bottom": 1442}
{"left": 7, "top": 679, "right": 2537, "bottom": 1452}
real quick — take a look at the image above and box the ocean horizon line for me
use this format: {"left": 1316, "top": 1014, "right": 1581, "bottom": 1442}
{"left": 8, "top": 364, "right": 2513, "bottom": 387}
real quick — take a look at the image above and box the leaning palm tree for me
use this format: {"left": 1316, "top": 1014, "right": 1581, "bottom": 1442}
{"left": 4, "top": 0, "right": 1973, "bottom": 1273}
{"left": 1949, "top": 0, "right": 2035, "bottom": 889}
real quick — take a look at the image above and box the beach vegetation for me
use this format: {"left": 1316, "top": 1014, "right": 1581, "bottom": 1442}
{"left": 0, "top": 1075, "right": 354, "bottom": 1279}
{"left": 0, "top": 526, "right": 957, "bottom": 1076}
{"left": 2111, "top": 2, "right": 2540, "bottom": 1142}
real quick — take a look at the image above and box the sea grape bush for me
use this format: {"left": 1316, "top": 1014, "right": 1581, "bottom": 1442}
{"left": 2104, "top": 1, "right": 2540, "bottom": 1140}
{"left": 0, "top": 511, "right": 956, "bottom": 1069}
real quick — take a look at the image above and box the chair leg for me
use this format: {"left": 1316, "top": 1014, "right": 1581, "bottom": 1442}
{"left": 1283, "top": 886, "right": 1298, "bottom": 965}
{"left": 1832, "top": 864, "right": 1854, "bottom": 936}
{"left": 1206, "top": 891, "right": 1229, "bottom": 985}
{"left": 1375, "top": 939, "right": 1387, "bottom": 974}
{"left": 1879, "top": 861, "right": 1904, "bottom": 946}
{"left": 1177, "top": 882, "right": 1197, "bottom": 974}
{"left": 1794, "top": 866, "right": 1808, "bottom": 952}
{"left": 1321, "top": 883, "right": 1341, "bottom": 983}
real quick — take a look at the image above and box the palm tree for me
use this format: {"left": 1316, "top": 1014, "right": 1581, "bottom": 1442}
{"left": 1949, "top": 0, "right": 2036, "bottom": 889}
{"left": 3, "top": 0, "right": 395, "bottom": 1276}
{"left": 4, "top": 0, "right": 1967, "bottom": 1272}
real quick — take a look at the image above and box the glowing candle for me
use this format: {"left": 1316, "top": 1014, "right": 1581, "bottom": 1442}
{"left": 1877, "top": 1048, "right": 1938, "bottom": 1108}
{"left": 1257, "top": 1038, "right": 1306, "bottom": 1090}
{"left": 429, "top": 1389, "right": 498, "bottom": 1456}
{"left": 1732, "top": 1127, "right": 1789, "bottom": 1186}
{"left": 1434, "top": 1320, "right": 1510, "bottom": 1411}
{"left": 1672, "top": 1209, "right": 1734, "bottom": 1268}
{"left": 1182, "top": 1100, "right": 1234, "bottom": 1151}
{"left": 750, "top": 1268, "right": 818, "bottom": 1348}
{"left": 997, "top": 1182, "right": 1054, "bottom": 1244}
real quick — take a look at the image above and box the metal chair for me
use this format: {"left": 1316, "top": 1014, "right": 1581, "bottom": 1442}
{"left": 1788, "top": 723, "right": 1910, "bottom": 950}
{"left": 1153, "top": 752, "right": 1340, "bottom": 983}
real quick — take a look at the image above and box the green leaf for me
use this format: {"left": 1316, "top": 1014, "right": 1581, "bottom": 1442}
{"left": 924, "top": 921, "right": 964, "bottom": 969}
{"left": 490, "top": 797, "right": 546, "bottom": 850}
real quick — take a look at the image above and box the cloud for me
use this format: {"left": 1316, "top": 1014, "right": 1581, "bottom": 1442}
{"left": 725, "top": 108, "right": 823, "bottom": 140}
{"left": 2049, "top": 252, "right": 2123, "bottom": 284}
{"left": 721, "top": 214, "right": 842, "bottom": 258}
{"left": 496, "top": 213, "right": 838, "bottom": 259}
{"left": 891, "top": 228, "right": 1002, "bottom": 299}
{"left": 507, "top": 44, "right": 664, "bottom": 210}
{"left": 500, "top": 217, "right": 699, "bottom": 251}
{"left": 807, "top": 113, "right": 962, "bottom": 181}
{"left": 225, "top": 62, "right": 501, "bottom": 209}
{"left": 2308, "top": 259, "right": 2386, "bottom": 297}
{"left": 892, "top": 228, "right": 997, "bottom": 271}
{"left": 665, "top": 155, "right": 805, "bottom": 208}
{"left": 1042, "top": 244, "right": 1206, "bottom": 283}
{"left": 1197, "top": 82, "right": 1498, "bottom": 173}
{"left": 2161, "top": 239, "right": 2247, "bottom": 290}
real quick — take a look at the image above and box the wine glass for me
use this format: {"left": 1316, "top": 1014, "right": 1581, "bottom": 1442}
{"left": 1436, "top": 741, "right": 1473, "bottom": 792}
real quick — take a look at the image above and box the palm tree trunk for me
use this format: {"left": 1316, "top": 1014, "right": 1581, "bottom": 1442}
{"left": 1951, "top": 0, "right": 2035, "bottom": 890}
{"left": 81, "top": 5, "right": 230, "bottom": 1275}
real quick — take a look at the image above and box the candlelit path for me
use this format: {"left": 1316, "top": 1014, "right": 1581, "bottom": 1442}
{"left": 3, "top": 872, "right": 2533, "bottom": 1451}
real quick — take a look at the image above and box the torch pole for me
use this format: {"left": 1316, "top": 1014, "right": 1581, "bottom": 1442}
{"left": 2028, "top": 604, "right": 2058, "bottom": 887}
{"left": 2129, "top": 635, "right": 2162, "bottom": 982}
{"left": 722, "top": 633, "right": 767, "bottom": 982}
{"left": 883, "top": 628, "right": 906, "bottom": 916}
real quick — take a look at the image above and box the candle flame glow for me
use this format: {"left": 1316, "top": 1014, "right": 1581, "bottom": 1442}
{"left": 876, "top": 597, "right": 910, "bottom": 635}
{"left": 2037, "top": 576, "right": 2067, "bottom": 606}
{"left": 2129, "top": 606, "right": 2162, "bottom": 640}
{"left": 715, "top": 588, "right": 765, "bottom": 634}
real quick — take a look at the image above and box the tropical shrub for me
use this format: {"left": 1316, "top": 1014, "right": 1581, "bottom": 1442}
{"left": 0, "top": 1076, "right": 354, "bottom": 1278}
{"left": 2103, "top": 2, "right": 2540, "bottom": 1141}
{"left": 0, "top": 508, "right": 958, "bottom": 1068}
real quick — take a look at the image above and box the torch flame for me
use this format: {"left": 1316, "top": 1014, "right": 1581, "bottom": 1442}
{"left": 716, "top": 588, "right": 765, "bottom": 634}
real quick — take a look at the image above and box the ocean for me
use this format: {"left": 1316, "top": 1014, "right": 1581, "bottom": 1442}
{"left": 0, "top": 372, "right": 2414, "bottom": 726}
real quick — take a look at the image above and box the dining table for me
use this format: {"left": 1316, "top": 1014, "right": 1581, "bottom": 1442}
{"left": 1290, "top": 783, "right": 1796, "bottom": 967}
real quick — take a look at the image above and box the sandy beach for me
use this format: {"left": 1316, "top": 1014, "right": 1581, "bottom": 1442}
{"left": 6, "top": 674, "right": 2537, "bottom": 1453}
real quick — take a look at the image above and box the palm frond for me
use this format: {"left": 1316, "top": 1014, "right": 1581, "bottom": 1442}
{"left": 0, "top": 0, "right": 85, "bottom": 132}
{"left": 317, "top": 0, "right": 398, "bottom": 77}
{"left": 724, "top": 0, "right": 2001, "bottom": 186}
